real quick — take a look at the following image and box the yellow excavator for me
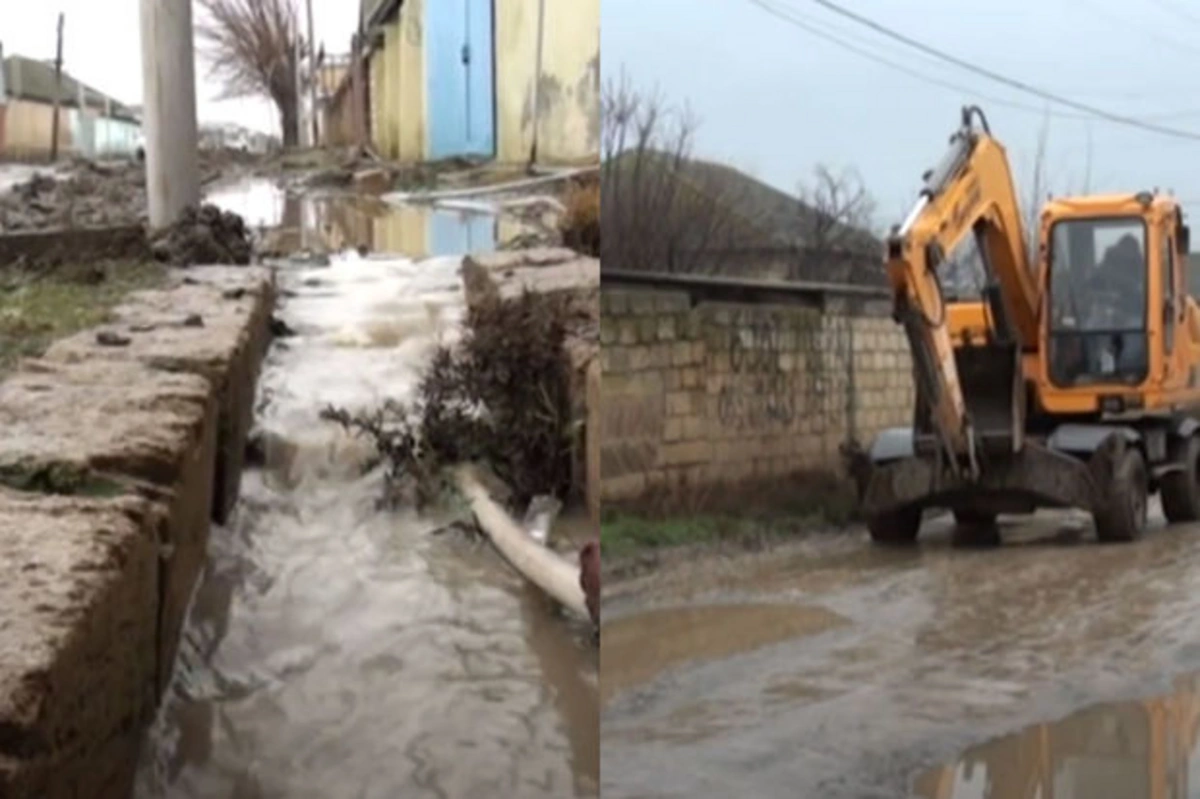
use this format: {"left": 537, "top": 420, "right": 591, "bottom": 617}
{"left": 851, "top": 105, "right": 1200, "bottom": 544}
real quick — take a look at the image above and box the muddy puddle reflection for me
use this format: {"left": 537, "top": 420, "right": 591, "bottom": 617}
{"left": 204, "top": 176, "right": 539, "bottom": 257}
{"left": 915, "top": 672, "right": 1200, "bottom": 799}
{"left": 134, "top": 180, "right": 597, "bottom": 797}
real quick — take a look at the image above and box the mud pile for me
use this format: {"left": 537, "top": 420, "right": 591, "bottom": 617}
{"left": 148, "top": 203, "right": 253, "bottom": 267}
{"left": 0, "top": 160, "right": 146, "bottom": 233}
{"left": 0, "top": 154, "right": 236, "bottom": 234}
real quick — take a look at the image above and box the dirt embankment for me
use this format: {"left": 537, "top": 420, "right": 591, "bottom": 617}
{"left": 0, "top": 160, "right": 255, "bottom": 270}
{"left": 0, "top": 152, "right": 242, "bottom": 234}
{"left": 0, "top": 266, "right": 275, "bottom": 798}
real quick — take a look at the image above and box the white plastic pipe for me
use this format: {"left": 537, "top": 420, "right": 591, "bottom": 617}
{"left": 456, "top": 465, "right": 588, "bottom": 620}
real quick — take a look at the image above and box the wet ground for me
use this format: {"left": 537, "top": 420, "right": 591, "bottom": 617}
{"left": 133, "top": 181, "right": 598, "bottom": 797}
{"left": 601, "top": 507, "right": 1200, "bottom": 798}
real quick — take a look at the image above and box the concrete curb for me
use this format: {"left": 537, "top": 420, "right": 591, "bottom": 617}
{"left": 0, "top": 265, "right": 275, "bottom": 798}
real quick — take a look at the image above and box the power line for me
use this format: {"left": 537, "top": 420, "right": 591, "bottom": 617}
{"left": 1148, "top": 0, "right": 1200, "bottom": 27}
{"left": 748, "top": 1, "right": 1086, "bottom": 119}
{"left": 745, "top": 0, "right": 1083, "bottom": 120}
{"left": 1077, "top": 0, "right": 1200, "bottom": 58}
{"left": 747, "top": 0, "right": 1200, "bottom": 126}
{"left": 798, "top": 0, "right": 1200, "bottom": 141}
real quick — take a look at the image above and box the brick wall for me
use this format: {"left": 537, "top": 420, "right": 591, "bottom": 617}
{"left": 599, "top": 287, "right": 915, "bottom": 503}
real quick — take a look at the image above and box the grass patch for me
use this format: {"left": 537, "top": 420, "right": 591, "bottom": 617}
{"left": 601, "top": 470, "right": 862, "bottom": 560}
{"left": 0, "top": 459, "right": 126, "bottom": 497}
{"left": 0, "top": 260, "right": 167, "bottom": 374}
{"left": 601, "top": 510, "right": 834, "bottom": 560}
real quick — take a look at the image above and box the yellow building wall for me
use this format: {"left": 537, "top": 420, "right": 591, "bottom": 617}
{"left": 1, "top": 99, "right": 76, "bottom": 158}
{"left": 394, "top": 0, "right": 426, "bottom": 163}
{"left": 369, "top": 0, "right": 426, "bottom": 164}
{"left": 369, "top": 41, "right": 391, "bottom": 157}
{"left": 494, "top": 0, "right": 599, "bottom": 164}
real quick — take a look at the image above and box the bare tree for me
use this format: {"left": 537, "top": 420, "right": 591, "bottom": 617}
{"left": 1024, "top": 108, "right": 1051, "bottom": 263}
{"left": 797, "top": 164, "right": 877, "bottom": 257}
{"left": 196, "top": 0, "right": 302, "bottom": 147}
{"left": 788, "top": 165, "right": 879, "bottom": 284}
{"left": 601, "top": 70, "right": 750, "bottom": 274}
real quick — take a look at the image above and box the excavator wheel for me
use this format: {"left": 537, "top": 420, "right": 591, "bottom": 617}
{"left": 1161, "top": 435, "right": 1200, "bottom": 523}
{"left": 867, "top": 505, "right": 921, "bottom": 545}
{"left": 1093, "top": 448, "right": 1149, "bottom": 543}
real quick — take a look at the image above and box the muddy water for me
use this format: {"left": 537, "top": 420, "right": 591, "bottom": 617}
{"left": 602, "top": 509, "right": 1200, "bottom": 799}
{"left": 913, "top": 671, "right": 1200, "bottom": 799}
{"left": 134, "top": 182, "right": 598, "bottom": 798}
{"left": 206, "top": 176, "right": 509, "bottom": 256}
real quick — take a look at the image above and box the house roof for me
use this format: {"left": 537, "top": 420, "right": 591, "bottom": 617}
{"left": 361, "top": 0, "right": 403, "bottom": 31}
{"left": 1, "top": 55, "right": 138, "bottom": 122}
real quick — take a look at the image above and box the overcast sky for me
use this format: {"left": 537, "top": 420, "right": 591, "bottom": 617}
{"left": 602, "top": 0, "right": 1200, "bottom": 227}
{"left": 3, "top": 0, "right": 360, "bottom": 134}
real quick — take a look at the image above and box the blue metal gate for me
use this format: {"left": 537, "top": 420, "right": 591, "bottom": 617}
{"left": 427, "top": 0, "right": 495, "bottom": 159}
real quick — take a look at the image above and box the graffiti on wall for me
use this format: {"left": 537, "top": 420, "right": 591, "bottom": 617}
{"left": 716, "top": 311, "right": 800, "bottom": 430}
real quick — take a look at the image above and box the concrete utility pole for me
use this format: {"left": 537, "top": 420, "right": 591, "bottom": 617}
{"left": 49, "top": 13, "right": 64, "bottom": 162}
{"left": 305, "top": 0, "right": 319, "bottom": 147}
{"left": 138, "top": 0, "right": 200, "bottom": 228}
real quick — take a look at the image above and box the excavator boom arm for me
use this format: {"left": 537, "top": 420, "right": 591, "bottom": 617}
{"left": 886, "top": 107, "right": 1039, "bottom": 476}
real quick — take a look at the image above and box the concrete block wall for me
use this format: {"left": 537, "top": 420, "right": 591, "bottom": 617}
{"left": 599, "top": 287, "right": 914, "bottom": 503}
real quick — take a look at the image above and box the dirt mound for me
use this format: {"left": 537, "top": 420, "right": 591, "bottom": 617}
{"left": 0, "top": 154, "right": 235, "bottom": 235}
{"left": 148, "top": 204, "right": 253, "bottom": 267}
{"left": 0, "top": 161, "right": 146, "bottom": 233}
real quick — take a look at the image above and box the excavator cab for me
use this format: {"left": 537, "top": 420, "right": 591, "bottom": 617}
{"left": 1037, "top": 193, "right": 1193, "bottom": 415}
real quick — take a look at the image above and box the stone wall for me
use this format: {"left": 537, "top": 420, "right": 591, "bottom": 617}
{"left": 600, "top": 287, "right": 914, "bottom": 504}
{"left": 0, "top": 266, "right": 274, "bottom": 798}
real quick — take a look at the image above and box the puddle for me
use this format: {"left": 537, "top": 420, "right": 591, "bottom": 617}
{"left": 133, "top": 185, "right": 597, "bottom": 797}
{"left": 204, "top": 177, "right": 543, "bottom": 258}
{"left": 600, "top": 603, "right": 846, "bottom": 705}
{"left": 913, "top": 673, "right": 1200, "bottom": 799}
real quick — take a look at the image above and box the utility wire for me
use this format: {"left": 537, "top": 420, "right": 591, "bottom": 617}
{"left": 749, "top": 0, "right": 1200, "bottom": 125}
{"left": 1148, "top": 0, "right": 1200, "bottom": 27}
{"left": 797, "top": 0, "right": 1200, "bottom": 141}
{"left": 746, "top": 0, "right": 1086, "bottom": 120}
{"left": 1077, "top": 0, "right": 1200, "bottom": 58}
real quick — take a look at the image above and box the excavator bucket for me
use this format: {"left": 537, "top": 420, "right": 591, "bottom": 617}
{"left": 956, "top": 341, "right": 1023, "bottom": 456}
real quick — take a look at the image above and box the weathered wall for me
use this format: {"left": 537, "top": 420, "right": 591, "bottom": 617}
{"left": 366, "top": 0, "right": 596, "bottom": 164}
{"left": 369, "top": 0, "right": 426, "bottom": 162}
{"left": 395, "top": 0, "right": 426, "bottom": 163}
{"left": 0, "top": 266, "right": 274, "bottom": 797}
{"left": 322, "top": 81, "right": 357, "bottom": 148}
{"left": 369, "top": 39, "right": 389, "bottom": 156}
{"left": 494, "top": 0, "right": 599, "bottom": 164}
{"left": 1, "top": 98, "right": 75, "bottom": 159}
{"left": 600, "top": 287, "right": 914, "bottom": 503}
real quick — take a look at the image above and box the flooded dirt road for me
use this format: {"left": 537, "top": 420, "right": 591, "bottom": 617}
{"left": 134, "top": 181, "right": 598, "bottom": 798}
{"left": 601, "top": 509, "right": 1200, "bottom": 798}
